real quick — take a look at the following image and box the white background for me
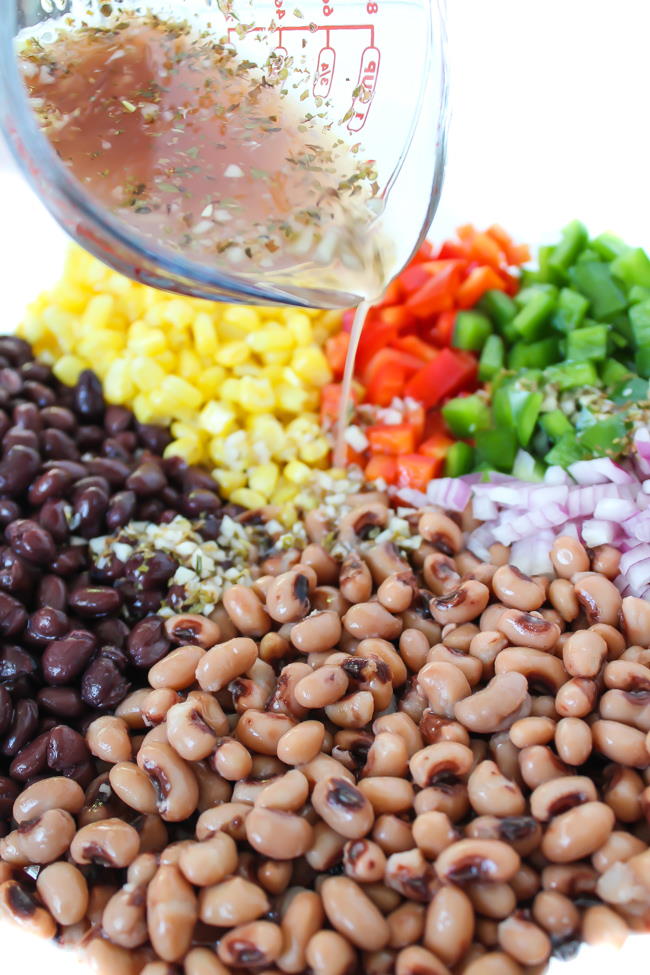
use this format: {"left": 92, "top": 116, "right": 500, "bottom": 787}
{"left": 1, "top": 1, "right": 650, "bottom": 971}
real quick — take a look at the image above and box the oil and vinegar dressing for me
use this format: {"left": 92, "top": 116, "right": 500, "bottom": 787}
{"left": 19, "top": 11, "right": 391, "bottom": 466}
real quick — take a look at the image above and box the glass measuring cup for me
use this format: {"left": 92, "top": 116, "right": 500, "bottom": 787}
{"left": 0, "top": 0, "right": 448, "bottom": 308}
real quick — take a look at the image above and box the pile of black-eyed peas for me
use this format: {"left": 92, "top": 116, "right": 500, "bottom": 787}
{"left": 2, "top": 495, "right": 650, "bottom": 975}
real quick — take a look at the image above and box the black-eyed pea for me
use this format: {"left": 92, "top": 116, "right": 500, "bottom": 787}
{"left": 321, "top": 875, "right": 390, "bottom": 951}
{"left": 377, "top": 572, "right": 417, "bottom": 614}
{"left": 0, "top": 879, "right": 56, "bottom": 938}
{"left": 590, "top": 544, "right": 622, "bottom": 579}
{"left": 146, "top": 865, "right": 197, "bottom": 962}
{"left": 364, "top": 948, "right": 397, "bottom": 975}
{"left": 102, "top": 884, "right": 148, "bottom": 948}
{"left": 468, "top": 631, "right": 507, "bottom": 680}
{"left": 148, "top": 644, "right": 205, "bottom": 690}
{"left": 195, "top": 637, "right": 259, "bottom": 693}
{"left": 255, "top": 858, "right": 292, "bottom": 896}
{"left": 491, "top": 565, "right": 545, "bottom": 612}
{"left": 479, "top": 604, "right": 508, "bottom": 632}
{"left": 541, "top": 862, "right": 598, "bottom": 897}
{"left": 408, "top": 741, "right": 473, "bottom": 789}
{"left": 142, "top": 688, "right": 181, "bottom": 726}
{"left": 423, "top": 884, "right": 473, "bottom": 966}
{"left": 299, "top": 752, "right": 354, "bottom": 787}
{"left": 342, "top": 602, "right": 402, "bottom": 641}
{"left": 555, "top": 677, "right": 598, "bottom": 718}
{"left": 518, "top": 745, "right": 569, "bottom": 790}
{"left": 9, "top": 808, "right": 75, "bottom": 864}
{"left": 387, "top": 901, "right": 426, "bottom": 950}
{"left": 420, "top": 712, "right": 470, "bottom": 747}
{"left": 198, "top": 876, "right": 269, "bottom": 926}
{"left": 86, "top": 715, "right": 132, "bottom": 764}
{"left": 562, "top": 629, "right": 608, "bottom": 678}
{"left": 365, "top": 540, "right": 413, "bottom": 585}
{"left": 290, "top": 610, "right": 342, "bottom": 655}
{"left": 497, "top": 609, "right": 560, "bottom": 650}
{"left": 530, "top": 775, "right": 597, "bottom": 822}
{"left": 434, "top": 838, "right": 520, "bottom": 884}
{"left": 422, "top": 551, "right": 461, "bottom": 596}
{"left": 341, "top": 654, "right": 394, "bottom": 710}
{"left": 592, "top": 719, "right": 650, "bottom": 768}
{"left": 86, "top": 883, "right": 119, "bottom": 926}
{"left": 137, "top": 740, "right": 199, "bottom": 821}
{"left": 265, "top": 568, "right": 315, "bottom": 625}
{"left": 495, "top": 647, "right": 568, "bottom": 695}
{"left": 414, "top": 783, "right": 469, "bottom": 822}
{"left": 509, "top": 716, "right": 555, "bottom": 749}
{"left": 312, "top": 775, "right": 374, "bottom": 838}
{"left": 465, "top": 815, "right": 541, "bottom": 858}
{"left": 300, "top": 542, "right": 339, "bottom": 584}
{"left": 266, "top": 661, "right": 312, "bottom": 718}
{"left": 385, "top": 848, "right": 437, "bottom": 902}
{"left": 305, "top": 821, "right": 347, "bottom": 871}
{"left": 462, "top": 952, "right": 522, "bottom": 975}
{"left": 362, "top": 732, "right": 408, "bottom": 778}
{"left": 277, "top": 889, "right": 324, "bottom": 973}
{"left": 489, "top": 731, "right": 523, "bottom": 786}
{"left": 70, "top": 818, "right": 140, "bottom": 868}
{"left": 127, "top": 852, "right": 158, "bottom": 887}
{"left": 12, "top": 776, "right": 85, "bottom": 824}
{"left": 305, "top": 930, "right": 357, "bottom": 975}
{"left": 467, "top": 760, "right": 525, "bottom": 817}
{"left": 603, "top": 765, "right": 645, "bottom": 822}
{"left": 339, "top": 554, "right": 373, "bottom": 604}
{"left": 209, "top": 737, "right": 252, "bottom": 781}
{"left": 530, "top": 695, "right": 559, "bottom": 719}
{"left": 574, "top": 573, "right": 622, "bottom": 626}
{"left": 236, "top": 709, "right": 296, "bottom": 755}
{"left": 294, "top": 666, "right": 349, "bottom": 710}
{"left": 418, "top": 509, "right": 463, "bottom": 554}
{"left": 184, "top": 948, "right": 231, "bottom": 975}
{"left": 258, "top": 631, "right": 291, "bottom": 663}
{"left": 621, "top": 595, "right": 650, "bottom": 648}
{"left": 325, "top": 690, "right": 374, "bottom": 729}
{"left": 548, "top": 578, "right": 580, "bottom": 622}
{"left": 109, "top": 761, "right": 159, "bottom": 815}
{"left": 554, "top": 716, "right": 592, "bottom": 766}
{"left": 467, "top": 881, "right": 515, "bottom": 920}
{"left": 427, "top": 644, "right": 482, "bottom": 686}
{"left": 371, "top": 816, "right": 414, "bottom": 856}
{"left": 373, "top": 712, "right": 423, "bottom": 756}
{"left": 246, "top": 806, "right": 313, "bottom": 859}
{"left": 222, "top": 584, "right": 271, "bottom": 637}
{"left": 497, "top": 913, "right": 551, "bottom": 966}
{"left": 455, "top": 672, "right": 530, "bottom": 734}
{"left": 135, "top": 814, "right": 168, "bottom": 854}
{"left": 177, "top": 833, "right": 238, "bottom": 887}
{"left": 592, "top": 831, "right": 647, "bottom": 873}
{"left": 417, "top": 661, "right": 471, "bottom": 719}
{"left": 343, "top": 838, "right": 387, "bottom": 883}
{"left": 582, "top": 904, "right": 630, "bottom": 949}
{"left": 276, "top": 720, "right": 324, "bottom": 765}
{"left": 395, "top": 945, "right": 451, "bottom": 975}
{"left": 399, "top": 627, "right": 431, "bottom": 673}
{"left": 550, "top": 536, "right": 590, "bottom": 578}
{"left": 36, "top": 861, "right": 88, "bottom": 926}
{"left": 255, "top": 769, "right": 309, "bottom": 812}
{"left": 429, "top": 581, "right": 490, "bottom": 626}
{"left": 164, "top": 613, "right": 221, "bottom": 648}
{"left": 217, "top": 920, "right": 283, "bottom": 968}
{"left": 541, "top": 801, "right": 615, "bottom": 862}
{"left": 229, "top": 657, "right": 275, "bottom": 713}
{"left": 442, "top": 622, "right": 480, "bottom": 653}
{"left": 591, "top": 621, "right": 627, "bottom": 659}
{"left": 195, "top": 802, "right": 251, "bottom": 842}
{"left": 357, "top": 637, "right": 408, "bottom": 686}
{"left": 412, "top": 811, "right": 459, "bottom": 858}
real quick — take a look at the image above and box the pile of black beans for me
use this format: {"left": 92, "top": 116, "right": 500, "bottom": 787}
{"left": 0, "top": 337, "right": 227, "bottom": 834}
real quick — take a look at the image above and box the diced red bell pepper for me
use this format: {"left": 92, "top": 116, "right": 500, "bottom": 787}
{"left": 468, "top": 231, "right": 504, "bottom": 269}
{"left": 354, "top": 314, "right": 400, "bottom": 374}
{"left": 487, "top": 225, "right": 531, "bottom": 265}
{"left": 406, "top": 263, "right": 465, "bottom": 319}
{"left": 365, "top": 359, "right": 406, "bottom": 406}
{"left": 411, "top": 239, "right": 436, "bottom": 263}
{"left": 374, "top": 278, "right": 404, "bottom": 309}
{"left": 363, "top": 347, "right": 425, "bottom": 386}
{"left": 456, "top": 265, "right": 506, "bottom": 308}
{"left": 426, "top": 310, "right": 457, "bottom": 347}
{"left": 324, "top": 332, "right": 350, "bottom": 379}
{"left": 395, "top": 453, "right": 440, "bottom": 491}
{"left": 398, "top": 259, "right": 465, "bottom": 296}
{"left": 404, "top": 348, "right": 477, "bottom": 409}
{"left": 419, "top": 432, "right": 455, "bottom": 461}
{"left": 365, "top": 453, "right": 397, "bottom": 484}
{"left": 320, "top": 382, "right": 361, "bottom": 422}
{"left": 423, "top": 410, "right": 451, "bottom": 440}
{"left": 404, "top": 402, "right": 426, "bottom": 441}
{"left": 438, "top": 239, "right": 470, "bottom": 260}
{"left": 366, "top": 422, "right": 417, "bottom": 455}
{"left": 378, "top": 305, "right": 416, "bottom": 330}
{"left": 346, "top": 445, "right": 366, "bottom": 467}
{"left": 392, "top": 335, "right": 438, "bottom": 362}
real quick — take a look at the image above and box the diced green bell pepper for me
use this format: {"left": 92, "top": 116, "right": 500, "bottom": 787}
{"left": 566, "top": 324, "right": 608, "bottom": 361}
{"left": 548, "top": 220, "right": 588, "bottom": 275}
{"left": 479, "top": 290, "right": 517, "bottom": 329}
{"left": 544, "top": 434, "right": 591, "bottom": 467}
{"left": 552, "top": 288, "right": 589, "bottom": 333}
{"left": 610, "top": 375, "right": 649, "bottom": 404}
{"left": 629, "top": 286, "right": 650, "bottom": 305}
{"left": 512, "top": 290, "right": 557, "bottom": 341}
{"left": 452, "top": 311, "right": 493, "bottom": 351}
{"left": 540, "top": 409, "right": 574, "bottom": 441}
{"left": 577, "top": 415, "right": 628, "bottom": 456}
{"left": 600, "top": 358, "right": 632, "bottom": 387}
{"left": 629, "top": 300, "right": 650, "bottom": 348}
{"left": 545, "top": 360, "right": 599, "bottom": 390}
{"left": 508, "top": 337, "right": 560, "bottom": 370}
{"left": 512, "top": 449, "right": 546, "bottom": 481}
{"left": 590, "top": 233, "right": 631, "bottom": 262}
{"left": 443, "top": 441, "right": 475, "bottom": 477}
{"left": 475, "top": 428, "right": 518, "bottom": 473}
{"left": 635, "top": 348, "right": 650, "bottom": 380}
{"left": 478, "top": 334, "right": 504, "bottom": 382}
{"left": 568, "top": 262, "right": 627, "bottom": 320}
{"left": 441, "top": 395, "right": 491, "bottom": 438}
{"left": 611, "top": 248, "right": 650, "bottom": 289}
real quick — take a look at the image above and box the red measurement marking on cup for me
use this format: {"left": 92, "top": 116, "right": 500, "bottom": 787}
{"left": 313, "top": 46, "right": 336, "bottom": 97}
{"left": 346, "top": 47, "right": 380, "bottom": 132}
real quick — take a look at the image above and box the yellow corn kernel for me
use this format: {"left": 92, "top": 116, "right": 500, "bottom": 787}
{"left": 238, "top": 377, "right": 275, "bottom": 413}
{"left": 291, "top": 347, "right": 332, "bottom": 386}
{"left": 199, "top": 402, "right": 237, "bottom": 437}
{"left": 248, "top": 463, "right": 280, "bottom": 499}
{"left": 299, "top": 437, "right": 331, "bottom": 465}
{"left": 247, "top": 415, "right": 288, "bottom": 458}
{"left": 259, "top": 349, "right": 292, "bottom": 367}
{"left": 129, "top": 329, "right": 168, "bottom": 356}
{"left": 52, "top": 354, "right": 87, "bottom": 385}
{"left": 219, "top": 378, "right": 242, "bottom": 403}
{"left": 163, "top": 435, "right": 202, "bottom": 465}
{"left": 155, "top": 350, "right": 177, "bottom": 372}
{"left": 196, "top": 366, "right": 227, "bottom": 398}
{"left": 230, "top": 487, "right": 267, "bottom": 510}
{"left": 284, "top": 459, "right": 312, "bottom": 486}
{"left": 132, "top": 393, "right": 160, "bottom": 424}
{"left": 160, "top": 375, "right": 202, "bottom": 410}
{"left": 285, "top": 312, "right": 312, "bottom": 346}
{"left": 222, "top": 305, "right": 260, "bottom": 332}
{"left": 78, "top": 332, "right": 124, "bottom": 362}
{"left": 104, "top": 359, "right": 135, "bottom": 404}
{"left": 216, "top": 341, "right": 250, "bottom": 367}
{"left": 164, "top": 299, "right": 195, "bottom": 330}
{"left": 192, "top": 313, "right": 218, "bottom": 357}
{"left": 178, "top": 349, "right": 203, "bottom": 381}
{"left": 247, "top": 324, "right": 295, "bottom": 355}
{"left": 279, "top": 504, "right": 298, "bottom": 528}
{"left": 286, "top": 416, "right": 321, "bottom": 442}
{"left": 270, "top": 481, "right": 298, "bottom": 507}
{"left": 81, "top": 294, "right": 114, "bottom": 331}
{"left": 212, "top": 469, "right": 247, "bottom": 497}
{"left": 130, "top": 356, "right": 167, "bottom": 392}
{"left": 276, "top": 385, "right": 309, "bottom": 414}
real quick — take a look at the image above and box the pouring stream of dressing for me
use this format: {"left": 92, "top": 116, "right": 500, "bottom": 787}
{"left": 333, "top": 300, "right": 371, "bottom": 469}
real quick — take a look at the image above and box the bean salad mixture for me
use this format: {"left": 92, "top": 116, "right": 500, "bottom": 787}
{"left": 3, "top": 227, "right": 650, "bottom": 974}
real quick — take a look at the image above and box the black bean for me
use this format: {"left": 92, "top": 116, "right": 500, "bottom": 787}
{"left": 0, "top": 776, "right": 19, "bottom": 818}
{"left": 73, "top": 370, "right": 104, "bottom": 421}
{"left": 101, "top": 436, "right": 132, "bottom": 462}
{"left": 0, "top": 501, "right": 20, "bottom": 528}
{"left": 2, "top": 698, "right": 38, "bottom": 756}
{"left": 113, "top": 431, "right": 138, "bottom": 453}
{"left": 136, "top": 423, "right": 172, "bottom": 455}
{"left": 42, "top": 459, "right": 87, "bottom": 479}
{"left": 0, "top": 337, "right": 32, "bottom": 365}
{"left": 160, "top": 486, "right": 181, "bottom": 509}
{"left": 0, "top": 412, "right": 10, "bottom": 441}
{"left": 25, "top": 607, "right": 70, "bottom": 648}
{"left": 20, "top": 360, "right": 51, "bottom": 383}
{"left": 126, "top": 459, "right": 167, "bottom": 496}
{"left": 73, "top": 486, "right": 108, "bottom": 538}
{"left": 0, "top": 445, "right": 41, "bottom": 496}
{"left": 68, "top": 586, "right": 121, "bottom": 618}
{"left": 6, "top": 519, "right": 56, "bottom": 566}
{"left": 0, "top": 369, "right": 23, "bottom": 396}
{"left": 81, "top": 656, "right": 131, "bottom": 710}
{"left": 39, "top": 716, "right": 58, "bottom": 735}
{"left": 3, "top": 427, "right": 40, "bottom": 451}
{"left": 137, "top": 499, "right": 164, "bottom": 522}
{"left": 0, "top": 592, "right": 28, "bottom": 636}
{"left": 0, "top": 645, "right": 37, "bottom": 684}
{"left": 200, "top": 514, "right": 224, "bottom": 541}
{"left": 37, "top": 575, "right": 68, "bottom": 612}
{"left": 124, "top": 551, "right": 177, "bottom": 591}
{"left": 9, "top": 730, "right": 51, "bottom": 782}
{"left": 71, "top": 476, "right": 110, "bottom": 501}
{"left": 47, "top": 724, "right": 90, "bottom": 770}
{"left": 40, "top": 405, "right": 77, "bottom": 432}
{"left": 41, "top": 630, "right": 96, "bottom": 685}
{"left": 28, "top": 467, "right": 74, "bottom": 505}
{"left": 0, "top": 547, "right": 36, "bottom": 595}
{"left": 37, "top": 687, "right": 85, "bottom": 719}
{"left": 23, "top": 381, "right": 56, "bottom": 408}
{"left": 51, "top": 547, "right": 87, "bottom": 577}
{"left": 90, "top": 554, "right": 125, "bottom": 585}
{"left": 76, "top": 426, "right": 105, "bottom": 452}
{"left": 94, "top": 618, "right": 129, "bottom": 650}
{"left": 41, "top": 427, "right": 81, "bottom": 461}
{"left": 0, "top": 686, "right": 12, "bottom": 735}
{"left": 182, "top": 467, "right": 219, "bottom": 494}
{"left": 104, "top": 405, "right": 132, "bottom": 436}
{"left": 124, "top": 590, "right": 163, "bottom": 621}
{"left": 85, "top": 457, "right": 130, "bottom": 486}
{"left": 105, "top": 490, "right": 137, "bottom": 531}
{"left": 181, "top": 489, "right": 221, "bottom": 518}
{"left": 126, "top": 615, "right": 170, "bottom": 668}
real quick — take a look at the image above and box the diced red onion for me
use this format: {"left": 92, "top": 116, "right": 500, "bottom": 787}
{"left": 580, "top": 519, "right": 619, "bottom": 547}
{"left": 593, "top": 498, "right": 638, "bottom": 522}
